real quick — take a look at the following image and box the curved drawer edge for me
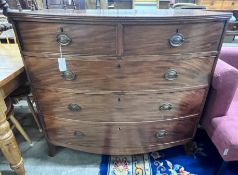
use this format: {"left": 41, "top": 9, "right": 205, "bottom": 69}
{"left": 42, "top": 114, "right": 199, "bottom": 124}
{"left": 46, "top": 138, "right": 192, "bottom": 155}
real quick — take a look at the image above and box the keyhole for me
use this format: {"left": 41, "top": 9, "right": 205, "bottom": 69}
{"left": 118, "top": 127, "right": 121, "bottom": 130}
{"left": 118, "top": 97, "right": 121, "bottom": 102}
{"left": 60, "top": 27, "right": 64, "bottom": 33}
{"left": 117, "top": 64, "right": 121, "bottom": 69}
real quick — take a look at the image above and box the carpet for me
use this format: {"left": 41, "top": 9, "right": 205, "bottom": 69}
{"left": 99, "top": 129, "right": 238, "bottom": 175}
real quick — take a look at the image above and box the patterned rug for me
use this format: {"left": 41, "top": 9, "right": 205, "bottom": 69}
{"left": 100, "top": 151, "right": 196, "bottom": 175}
{"left": 99, "top": 129, "right": 238, "bottom": 175}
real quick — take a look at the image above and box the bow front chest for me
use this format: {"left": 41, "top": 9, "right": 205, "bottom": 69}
{"left": 8, "top": 9, "right": 230, "bottom": 155}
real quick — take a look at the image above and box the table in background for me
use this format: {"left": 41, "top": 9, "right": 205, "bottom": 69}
{"left": 0, "top": 44, "right": 26, "bottom": 175}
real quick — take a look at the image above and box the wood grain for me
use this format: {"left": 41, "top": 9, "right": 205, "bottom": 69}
{"left": 44, "top": 115, "right": 198, "bottom": 155}
{"left": 124, "top": 22, "right": 224, "bottom": 55}
{"left": 7, "top": 9, "right": 232, "bottom": 23}
{"left": 17, "top": 22, "right": 117, "bottom": 55}
{"left": 17, "top": 21, "right": 224, "bottom": 56}
{"left": 24, "top": 56, "right": 215, "bottom": 91}
{"left": 197, "top": 0, "right": 238, "bottom": 10}
{"left": 35, "top": 88, "right": 205, "bottom": 122}
{"left": 0, "top": 44, "right": 27, "bottom": 100}
{"left": 0, "top": 45, "right": 24, "bottom": 87}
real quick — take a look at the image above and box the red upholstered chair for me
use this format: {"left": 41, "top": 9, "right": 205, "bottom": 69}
{"left": 201, "top": 47, "right": 238, "bottom": 175}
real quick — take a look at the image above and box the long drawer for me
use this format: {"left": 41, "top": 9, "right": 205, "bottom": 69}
{"left": 44, "top": 116, "right": 198, "bottom": 155}
{"left": 35, "top": 88, "right": 205, "bottom": 122}
{"left": 25, "top": 56, "right": 214, "bottom": 91}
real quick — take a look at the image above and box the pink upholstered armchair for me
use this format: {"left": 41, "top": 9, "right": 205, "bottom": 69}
{"left": 202, "top": 47, "right": 238, "bottom": 175}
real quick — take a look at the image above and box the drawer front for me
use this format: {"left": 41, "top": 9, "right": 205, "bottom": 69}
{"left": 222, "top": 1, "right": 238, "bottom": 10}
{"left": 18, "top": 22, "right": 116, "bottom": 55}
{"left": 44, "top": 116, "right": 198, "bottom": 155}
{"left": 199, "top": 0, "right": 238, "bottom": 10}
{"left": 25, "top": 56, "right": 214, "bottom": 91}
{"left": 123, "top": 22, "right": 224, "bottom": 55}
{"left": 199, "top": 0, "right": 222, "bottom": 9}
{"left": 35, "top": 88, "right": 205, "bottom": 122}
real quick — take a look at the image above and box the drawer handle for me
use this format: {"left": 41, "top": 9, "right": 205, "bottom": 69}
{"left": 155, "top": 130, "right": 167, "bottom": 139}
{"left": 61, "top": 70, "right": 76, "bottom": 81}
{"left": 169, "top": 33, "right": 184, "bottom": 47}
{"left": 74, "top": 131, "right": 85, "bottom": 138}
{"left": 159, "top": 103, "right": 172, "bottom": 111}
{"left": 68, "top": 103, "right": 81, "bottom": 112}
{"left": 164, "top": 69, "right": 178, "bottom": 81}
{"left": 57, "top": 32, "right": 72, "bottom": 46}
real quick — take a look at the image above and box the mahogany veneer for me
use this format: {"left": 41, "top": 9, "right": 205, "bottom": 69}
{"left": 44, "top": 115, "right": 199, "bottom": 155}
{"left": 7, "top": 9, "right": 231, "bottom": 155}
{"left": 35, "top": 88, "right": 205, "bottom": 122}
{"left": 25, "top": 56, "right": 215, "bottom": 91}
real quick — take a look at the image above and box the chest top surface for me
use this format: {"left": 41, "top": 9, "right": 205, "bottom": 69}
{"left": 7, "top": 9, "right": 231, "bottom": 22}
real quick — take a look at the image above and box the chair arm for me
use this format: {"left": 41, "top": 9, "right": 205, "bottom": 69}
{"left": 219, "top": 47, "right": 238, "bottom": 69}
{"left": 203, "top": 59, "right": 238, "bottom": 120}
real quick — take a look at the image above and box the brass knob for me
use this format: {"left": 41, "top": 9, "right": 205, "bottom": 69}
{"left": 169, "top": 33, "right": 184, "bottom": 47}
{"left": 57, "top": 32, "right": 71, "bottom": 46}
{"left": 74, "top": 131, "right": 85, "bottom": 138}
{"left": 164, "top": 69, "right": 178, "bottom": 81}
{"left": 159, "top": 103, "right": 172, "bottom": 111}
{"left": 155, "top": 130, "right": 167, "bottom": 139}
{"left": 61, "top": 70, "right": 76, "bottom": 81}
{"left": 68, "top": 103, "right": 81, "bottom": 112}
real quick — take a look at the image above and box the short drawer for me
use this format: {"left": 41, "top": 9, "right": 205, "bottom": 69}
{"left": 18, "top": 22, "right": 116, "bottom": 55}
{"left": 35, "top": 88, "right": 205, "bottom": 122}
{"left": 25, "top": 56, "right": 215, "bottom": 91}
{"left": 44, "top": 116, "right": 198, "bottom": 155}
{"left": 123, "top": 22, "right": 224, "bottom": 55}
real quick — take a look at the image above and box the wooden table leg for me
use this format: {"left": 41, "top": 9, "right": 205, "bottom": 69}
{"left": 0, "top": 95, "right": 25, "bottom": 175}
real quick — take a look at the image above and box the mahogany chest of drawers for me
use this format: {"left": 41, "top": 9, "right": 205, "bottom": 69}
{"left": 7, "top": 9, "right": 230, "bottom": 155}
